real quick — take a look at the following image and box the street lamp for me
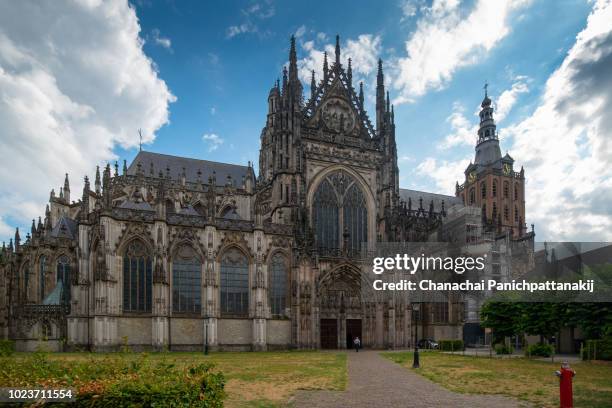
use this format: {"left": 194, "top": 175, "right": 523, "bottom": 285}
{"left": 412, "top": 303, "right": 420, "bottom": 368}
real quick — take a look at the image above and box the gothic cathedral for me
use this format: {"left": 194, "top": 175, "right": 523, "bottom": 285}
{"left": 0, "top": 36, "right": 534, "bottom": 351}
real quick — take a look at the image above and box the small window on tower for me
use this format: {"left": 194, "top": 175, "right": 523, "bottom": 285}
{"left": 469, "top": 188, "right": 475, "bottom": 204}
{"left": 492, "top": 180, "right": 497, "bottom": 197}
{"left": 503, "top": 181, "right": 509, "bottom": 198}
{"left": 480, "top": 182, "right": 486, "bottom": 198}
{"left": 504, "top": 205, "right": 509, "bottom": 220}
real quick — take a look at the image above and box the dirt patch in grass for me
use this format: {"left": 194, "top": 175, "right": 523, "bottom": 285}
{"left": 383, "top": 352, "right": 612, "bottom": 408}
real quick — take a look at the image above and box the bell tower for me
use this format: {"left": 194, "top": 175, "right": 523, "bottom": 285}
{"left": 456, "top": 85, "right": 527, "bottom": 238}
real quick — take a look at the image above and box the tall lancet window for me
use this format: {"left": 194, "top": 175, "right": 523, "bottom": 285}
{"left": 39, "top": 256, "right": 47, "bottom": 302}
{"left": 56, "top": 255, "right": 71, "bottom": 304}
{"left": 269, "top": 253, "right": 287, "bottom": 317}
{"left": 220, "top": 248, "right": 249, "bottom": 317}
{"left": 313, "top": 179, "right": 339, "bottom": 250}
{"left": 343, "top": 184, "right": 367, "bottom": 250}
{"left": 172, "top": 245, "right": 201, "bottom": 314}
{"left": 312, "top": 170, "right": 368, "bottom": 251}
{"left": 123, "top": 240, "right": 152, "bottom": 313}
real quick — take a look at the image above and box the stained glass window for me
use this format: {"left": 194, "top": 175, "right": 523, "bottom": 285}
{"left": 172, "top": 245, "right": 201, "bottom": 313}
{"left": 57, "top": 255, "right": 71, "bottom": 304}
{"left": 269, "top": 253, "right": 287, "bottom": 317}
{"left": 343, "top": 184, "right": 367, "bottom": 251}
{"left": 123, "top": 240, "right": 152, "bottom": 313}
{"left": 312, "top": 170, "right": 368, "bottom": 251}
{"left": 220, "top": 248, "right": 249, "bottom": 317}
{"left": 39, "top": 256, "right": 47, "bottom": 302}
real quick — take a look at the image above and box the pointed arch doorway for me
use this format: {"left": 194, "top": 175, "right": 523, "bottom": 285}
{"left": 317, "top": 264, "right": 362, "bottom": 349}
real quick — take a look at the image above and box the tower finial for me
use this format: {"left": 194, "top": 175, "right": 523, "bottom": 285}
{"left": 484, "top": 80, "right": 488, "bottom": 98}
{"left": 310, "top": 70, "right": 316, "bottom": 101}
{"left": 289, "top": 35, "right": 298, "bottom": 82}
{"left": 347, "top": 58, "right": 352, "bottom": 87}
{"left": 335, "top": 34, "right": 340, "bottom": 65}
{"left": 323, "top": 51, "right": 329, "bottom": 81}
{"left": 138, "top": 128, "right": 143, "bottom": 152}
{"left": 359, "top": 82, "right": 364, "bottom": 109}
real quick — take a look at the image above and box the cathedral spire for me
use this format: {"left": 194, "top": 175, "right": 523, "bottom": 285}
{"left": 310, "top": 70, "right": 316, "bottom": 101}
{"left": 347, "top": 58, "right": 352, "bottom": 88}
{"left": 14, "top": 227, "right": 20, "bottom": 251}
{"left": 359, "top": 82, "right": 364, "bottom": 110}
{"left": 376, "top": 59, "right": 385, "bottom": 133}
{"left": 63, "top": 173, "right": 70, "bottom": 202}
{"left": 281, "top": 66, "right": 288, "bottom": 96}
{"left": 335, "top": 34, "right": 340, "bottom": 66}
{"left": 288, "top": 35, "right": 298, "bottom": 83}
{"left": 323, "top": 51, "right": 329, "bottom": 82}
{"left": 95, "top": 165, "right": 101, "bottom": 194}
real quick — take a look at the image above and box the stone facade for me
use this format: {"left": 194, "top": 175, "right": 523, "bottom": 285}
{"left": 0, "top": 36, "right": 534, "bottom": 351}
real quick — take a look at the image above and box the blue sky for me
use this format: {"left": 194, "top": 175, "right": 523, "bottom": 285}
{"left": 1, "top": 0, "right": 611, "bottom": 243}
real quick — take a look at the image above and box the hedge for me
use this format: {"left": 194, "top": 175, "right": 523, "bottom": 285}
{"left": 494, "top": 343, "right": 514, "bottom": 355}
{"left": 0, "top": 339, "right": 15, "bottom": 357}
{"left": 525, "top": 343, "right": 554, "bottom": 358}
{"left": 582, "top": 338, "right": 612, "bottom": 361}
{"left": 438, "top": 339, "right": 464, "bottom": 351}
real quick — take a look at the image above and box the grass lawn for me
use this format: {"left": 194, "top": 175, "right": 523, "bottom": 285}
{"left": 1, "top": 351, "right": 347, "bottom": 407}
{"left": 383, "top": 351, "right": 612, "bottom": 408}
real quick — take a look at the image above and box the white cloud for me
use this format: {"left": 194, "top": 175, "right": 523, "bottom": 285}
{"left": 210, "top": 106, "right": 217, "bottom": 115}
{"left": 0, "top": 0, "right": 175, "bottom": 242}
{"left": 439, "top": 102, "right": 478, "bottom": 149}
{"left": 495, "top": 76, "right": 529, "bottom": 122}
{"left": 295, "top": 25, "right": 307, "bottom": 38}
{"left": 399, "top": 0, "right": 421, "bottom": 20}
{"left": 226, "top": 1, "right": 275, "bottom": 39}
{"left": 505, "top": 0, "right": 612, "bottom": 241}
{"left": 392, "top": 0, "right": 531, "bottom": 104}
{"left": 415, "top": 157, "right": 470, "bottom": 193}
{"left": 151, "top": 28, "right": 172, "bottom": 51}
{"left": 202, "top": 133, "right": 224, "bottom": 152}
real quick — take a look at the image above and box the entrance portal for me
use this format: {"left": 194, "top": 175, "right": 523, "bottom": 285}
{"left": 346, "top": 319, "right": 362, "bottom": 349}
{"left": 320, "top": 319, "right": 338, "bottom": 349}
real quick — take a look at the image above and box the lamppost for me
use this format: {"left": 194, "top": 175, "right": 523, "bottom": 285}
{"left": 412, "top": 303, "right": 420, "bottom": 368}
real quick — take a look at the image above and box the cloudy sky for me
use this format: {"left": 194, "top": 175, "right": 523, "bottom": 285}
{"left": 0, "top": 0, "right": 611, "bottom": 244}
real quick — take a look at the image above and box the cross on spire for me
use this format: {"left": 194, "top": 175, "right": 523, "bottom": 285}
{"left": 484, "top": 81, "right": 488, "bottom": 97}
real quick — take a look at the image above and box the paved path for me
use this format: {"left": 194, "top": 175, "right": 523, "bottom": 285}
{"left": 291, "top": 351, "right": 530, "bottom": 408}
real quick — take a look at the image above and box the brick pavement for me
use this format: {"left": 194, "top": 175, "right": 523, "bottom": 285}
{"left": 291, "top": 350, "right": 530, "bottom": 407}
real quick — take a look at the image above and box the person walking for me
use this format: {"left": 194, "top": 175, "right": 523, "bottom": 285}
{"left": 353, "top": 336, "right": 361, "bottom": 352}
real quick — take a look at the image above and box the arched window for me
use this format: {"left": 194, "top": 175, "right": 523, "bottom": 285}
{"left": 22, "top": 262, "right": 30, "bottom": 301}
{"left": 220, "top": 248, "right": 249, "bottom": 317}
{"left": 515, "top": 207, "right": 519, "bottom": 222}
{"left": 172, "top": 245, "right": 201, "bottom": 313}
{"left": 504, "top": 205, "right": 509, "bottom": 220}
{"left": 57, "top": 255, "right": 71, "bottom": 304}
{"left": 514, "top": 183, "right": 519, "bottom": 201}
{"left": 123, "top": 240, "right": 152, "bottom": 313}
{"left": 503, "top": 181, "right": 509, "bottom": 198}
{"left": 492, "top": 180, "right": 498, "bottom": 197}
{"left": 492, "top": 203, "right": 498, "bottom": 221}
{"left": 41, "top": 320, "right": 52, "bottom": 339}
{"left": 482, "top": 204, "right": 487, "bottom": 220}
{"left": 480, "top": 182, "right": 486, "bottom": 199}
{"left": 269, "top": 253, "right": 287, "bottom": 317}
{"left": 469, "top": 188, "right": 475, "bottom": 204}
{"left": 343, "top": 184, "right": 367, "bottom": 250}
{"left": 313, "top": 179, "right": 339, "bottom": 250}
{"left": 39, "top": 256, "right": 47, "bottom": 302}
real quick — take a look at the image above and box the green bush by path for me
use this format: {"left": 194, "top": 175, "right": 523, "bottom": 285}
{"left": 438, "top": 339, "right": 463, "bottom": 351}
{"left": 495, "top": 343, "right": 514, "bottom": 355}
{"left": 0, "top": 339, "right": 15, "bottom": 357}
{"left": 525, "top": 343, "right": 554, "bottom": 358}
{"left": 582, "top": 337, "right": 612, "bottom": 361}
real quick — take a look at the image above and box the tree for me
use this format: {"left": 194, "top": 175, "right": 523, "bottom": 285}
{"left": 480, "top": 301, "right": 522, "bottom": 344}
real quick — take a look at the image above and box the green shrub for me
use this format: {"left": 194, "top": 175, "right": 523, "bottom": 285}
{"left": 494, "top": 343, "right": 514, "bottom": 355}
{"left": 582, "top": 338, "right": 612, "bottom": 361}
{"left": 438, "top": 339, "right": 464, "bottom": 351}
{"left": 0, "top": 339, "right": 15, "bottom": 357}
{"left": 525, "top": 343, "right": 554, "bottom": 357}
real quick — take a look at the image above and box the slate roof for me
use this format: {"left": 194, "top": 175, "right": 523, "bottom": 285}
{"left": 399, "top": 189, "right": 462, "bottom": 212}
{"left": 118, "top": 200, "right": 154, "bottom": 211}
{"left": 474, "top": 139, "right": 502, "bottom": 168}
{"left": 42, "top": 280, "right": 63, "bottom": 305}
{"left": 50, "top": 216, "right": 77, "bottom": 239}
{"left": 128, "top": 151, "right": 252, "bottom": 186}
